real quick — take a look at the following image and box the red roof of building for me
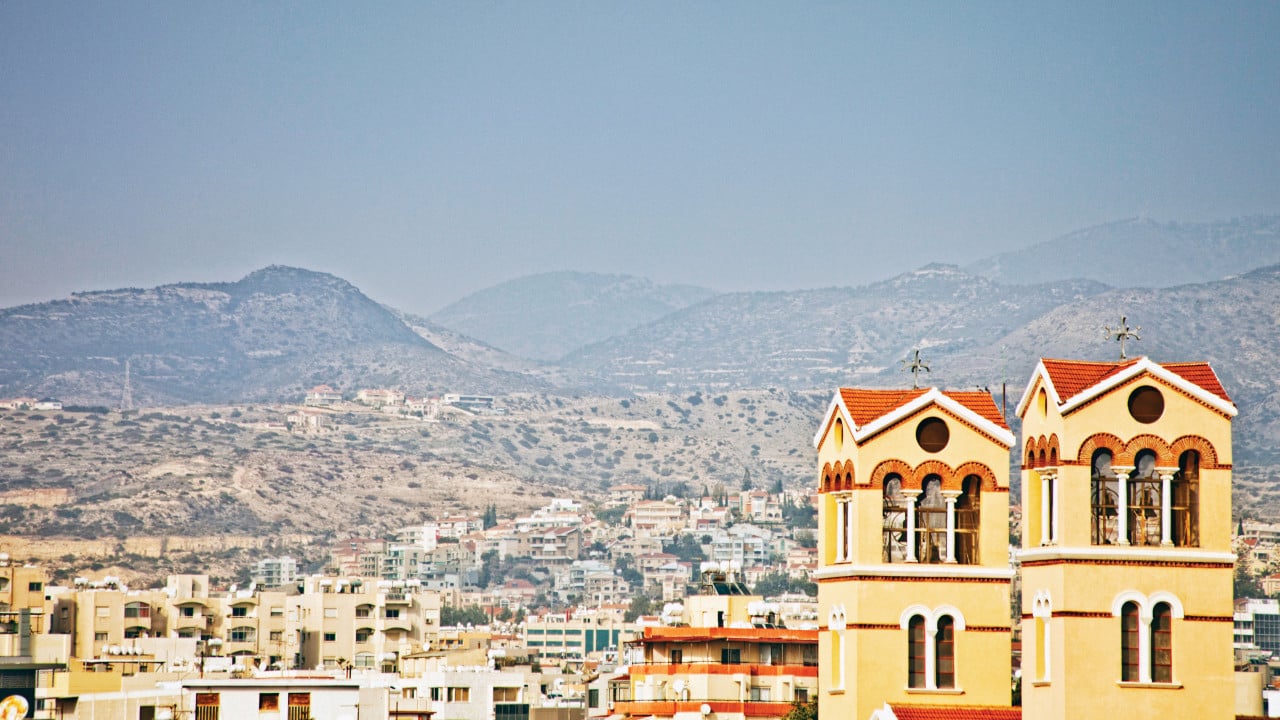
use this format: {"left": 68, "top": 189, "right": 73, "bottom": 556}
{"left": 640, "top": 627, "right": 818, "bottom": 644}
{"left": 1040, "top": 358, "right": 1232, "bottom": 404}
{"left": 888, "top": 705, "right": 1021, "bottom": 720}
{"left": 838, "top": 388, "right": 1008, "bottom": 430}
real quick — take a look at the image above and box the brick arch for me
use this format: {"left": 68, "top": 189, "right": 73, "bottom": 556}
{"left": 911, "top": 460, "right": 955, "bottom": 491}
{"left": 839, "top": 459, "right": 855, "bottom": 491}
{"left": 1023, "top": 439, "right": 1037, "bottom": 470}
{"left": 953, "top": 461, "right": 1000, "bottom": 492}
{"left": 1047, "top": 434, "right": 1060, "bottom": 466}
{"left": 1169, "top": 435, "right": 1220, "bottom": 468}
{"left": 1119, "top": 434, "right": 1173, "bottom": 466}
{"left": 819, "top": 463, "right": 834, "bottom": 493}
{"left": 1075, "top": 433, "right": 1125, "bottom": 465}
{"left": 870, "top": 459, "right": 913, "bottom": 490}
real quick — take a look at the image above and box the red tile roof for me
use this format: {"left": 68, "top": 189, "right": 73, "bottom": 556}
{"left": 888, "top": 705, "right": 1021, "bottom": 720}
{"left": 1039, "top": 357, "right": 1232, "bottom": 404}
{"left": 838, "top": 388, "right": 1008, "bottom": 430}
{"left": 839, "top": 388, "right": 927, "bottom": 426}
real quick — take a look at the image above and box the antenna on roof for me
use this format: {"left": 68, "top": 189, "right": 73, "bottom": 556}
{"left": 901, "top": 349, "right": 930, "bottom": 389}
{"left": 1105, "top": 316, "right": 1141, "bottom": 360}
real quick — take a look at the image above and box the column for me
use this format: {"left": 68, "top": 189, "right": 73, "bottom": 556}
{"left": 905, "top": 494, "right": 919, "bottom": 563}
{"left": 845, "top": 494, "right": 855, "bottom": 562}
{"left": 1040, "top": 474, "right": 1051, "bottom": 546}
{"left": 834, "top": 498, "right": 846, "bottom": 563}
{"left": 1116, "top": 470, "right": 1131, "bottom": 546}
{"left": 1160, "top": 471, "right": 1175, "bottom": 546}
{"left": 943, "top": 491, "right": 960, "bottom": 563}
{"left": 1050, "top": 473, "right": 1061, "bottom": 544}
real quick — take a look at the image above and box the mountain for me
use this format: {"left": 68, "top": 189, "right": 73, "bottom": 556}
{"left": 429, "top": 271, "right": 718, "bottom": 361}
{"left": 968, "top": 215, "right": 1280, "bottom": 287}
{"left": 0, "top": 266, "right": 546, "bottom": 405}
{"left": 561, "top": 264, "right": 1109, "bottom": 392}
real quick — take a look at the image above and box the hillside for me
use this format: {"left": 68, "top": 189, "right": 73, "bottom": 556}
{"left": 968, "top": 215, "right": 1280, "bottom": 287}
{"left": 429, "top": 271, "right": 718, "bottom": 361}
{"left": 0, "top": 266, "right": 547, "bottom": 405}
{"left": 562, "top": 265, "right": 1108, "bottom": 392}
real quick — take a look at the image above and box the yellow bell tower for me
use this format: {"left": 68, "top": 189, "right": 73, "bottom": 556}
{"left": 1017, "top": 356, "right": 1237, "bottom": 719}
{"left": 814, "top": 385, "right": 1016, "bottom": 720}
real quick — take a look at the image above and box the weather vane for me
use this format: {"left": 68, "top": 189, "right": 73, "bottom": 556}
{"left": 902, "top": 349, "right": 930, "bottom": 389}
{"left": 1104, "top": 315, "right": 1141, "bottom": 360}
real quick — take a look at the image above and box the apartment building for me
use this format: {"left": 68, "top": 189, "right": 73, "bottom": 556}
{"left": 252, "top": 557, "right": 299, "bottom": 589}
{"left": 292, "top": 577, "right": 442, "bottom": 673}
{"left": 525, "top": 608, "right": 636, "bottom": 662}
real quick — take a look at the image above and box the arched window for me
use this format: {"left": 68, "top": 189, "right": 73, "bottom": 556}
{"left": 955, "top": 475, "right": 981, "bottom": 564}
{"left": 1091, "top": 450, "right": 1118, "bottom": 544}
{"left": 833, "top": 418, "right": 844, "bottom": 452}
{"left": 1151, "top": 603, "right": 1172, "bottom": 683}
{"left": 1129, "top": 450, "right": 1162, "bottom": 546}
{"left": 230, "top": 626, "right": 256, "bottom": 643}
{"left": 935, "top": 615, "right": 955, "bottom": 689}
{"left": 916, "top": 475, "right": 946, "bottom": 563}
{"left": 908, "top": 615, "right": 926, "bottom": 689}
{"left": 1121, "top": 601, "right": 1140, "bottom": 682}
{"left": 882, "top": 475, "right": 907, "bottom": 563}
{"left": 1173, "top": 450, "right": 1200, "bottom": 547}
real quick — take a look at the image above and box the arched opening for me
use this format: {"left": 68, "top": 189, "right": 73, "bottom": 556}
{"left": 955, "top": 475, "right": 981, "bottom": 564}
{"left": 882, "top": 475, "right": 907, "bottom": 563}
{"left": 1121, "top": 601, "right": 1140, "bottom": 682}
{"left": 1129, "top": 449, "right": 1161, "bottom": 546}
{"left": 833, "top": 418, "right": 844, "bottom": 452}
{"left": 908, "top": 615, "right": 926, "bottom": 689}
{"left": 935, "top": 615, "right": 956, "bottom": 689}
{"left": 1151, "top": 602, "right": 1173, "bottom": 683}
{"left": 1173, "top": 450, "right": 1200, "bottom": 547}
{"left": 1091, "top": 450, "right": 1118, "bottom": 545}
{"left": 916, "top": 475, "right": 946, "bottom": 563}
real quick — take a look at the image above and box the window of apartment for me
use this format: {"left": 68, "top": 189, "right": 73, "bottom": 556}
{"left": 181, "top": 606, "right": 195, "bottom": 618}
{"left": 324, "top": 608, "right": 338, "bottom": 619}
{"left": 355, "top": 652, "right": 375, "bottom": 668}
{"left": 795, "top": 688, "right": 809, "bottom": 703}
{"left": 385, "top": 609, "right": 401, "bottom": 619}
{"left": 94, "top": 632, "right": 108, "bottom": 642}
{"left": 96, "top": 606, "right": 111, "bottom": 618}
{"left": 669, "top": 649, "right": 683, "bottom": 665}
{"left": 124, "top": 602, "right": 150, "bottom": 619}
{"left": 749, "top": 687, "right": 771, "bottom": 701}
{"left": 356, "top": 606, "right": 372, "bottom": 618}
{"left": 124, "top": 626, "right": 146, "bottom": 639}
{"left": 270, "top": 606, "right": 284, "bottom": 617}
{"left": 269, "top": 631, "right": 283, "bottom": 642}
{"left": 431, "top": 688, "right": 443, "bottom": 701}
{"left": 195, "top": 692, "right": 220, "bottom": 720}
{"left": 231, "top": 606, "right": 248, "bottom": 618}
{"left": 259, "top": 693, "right": 279, "bottom": 711}
{"left": 720, "top": 648, "right": 741, "bottom": 664}
{"left": 287, "top": 693, "right": 310, "bottom": 720}
{"left": 28, "top": 582, "right": 42, "bottom": 592}
{"left": 356, "top": 628, "right": 373, "bottom": 643}
{"left": 230, "top": 626, "right": 256, "bottom": 643}
{"left": 448, "top": 688, "right": 471, "bottom": 702}
{"left": 323, "top": 632, "right": 336, "bottom": 642}
{"left": 760, "top": 643, "right": 785, "bottom": 666}
{"left": 494, "top": 687, "right": 520, "bottom": 702}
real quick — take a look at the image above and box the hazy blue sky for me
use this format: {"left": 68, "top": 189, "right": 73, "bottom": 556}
{"left": 3, "top": 2, "right": 1278, "bottom": 313}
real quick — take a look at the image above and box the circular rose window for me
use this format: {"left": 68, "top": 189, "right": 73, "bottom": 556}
{"left": 916, "top": 418, "right": 950, "bottom": 452}
{"left": 1128, "top": 386, "right": 1164, "bottom": 424}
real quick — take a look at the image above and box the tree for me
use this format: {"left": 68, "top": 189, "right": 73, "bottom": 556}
{"left": 482, "top": 504, "right": 499, "bottom": 529}
{"left": 624, "top": 595, "right": 655, "bottom": 622}
{"left": 782, "top": 699, "right": 817, "bottom": 720}
{"left": 752, "top": 571, "right": 817, "bottom": 598}
{"left": 479, "top": 549, "right": 502, "bottom": 588}
{"left": 441, "top": 604, "right": 490, "bottom": 626}
{"left": 1235, "top": 545, "right": 1263, "bottom": 599}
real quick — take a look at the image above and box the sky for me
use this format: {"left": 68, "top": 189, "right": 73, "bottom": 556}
{"left": 2, "top": 2, "right": 1279, "bottom": 314}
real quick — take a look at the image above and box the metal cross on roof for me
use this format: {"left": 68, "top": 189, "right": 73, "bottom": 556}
{"left": 1105, "top": 315, "right": 1141, "bottom": 360}
{"left": 902, "top": 349, "right": 930, "bottom": 389}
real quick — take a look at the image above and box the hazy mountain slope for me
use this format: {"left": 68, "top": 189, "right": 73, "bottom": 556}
{"left": 429, "top": 271, "right": 718, "bottom": 361}
{"left": 968, "top": 215, "right": 1280, "bottom": 287}
{"left": 0, "top": 266, "right": 546, "bottom": 405}
{"left": 562, "top": 264, "right": 1108, "bottom": 391}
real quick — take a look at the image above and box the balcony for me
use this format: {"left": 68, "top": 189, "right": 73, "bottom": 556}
{"left": 384, "top": 592, "right": 410, "bottom": 604}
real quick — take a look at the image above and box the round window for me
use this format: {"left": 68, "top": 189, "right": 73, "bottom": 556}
{"left": 916, "top": 418, "right": 950, "bottom": 452}
{"left": 1128, "top": 386, "right": 1164, "bottom": 424}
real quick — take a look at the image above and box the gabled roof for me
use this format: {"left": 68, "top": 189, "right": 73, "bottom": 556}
{"left": 879, "top": 704, "right": 1021, "bottom": 720}
{"left": 814, "top": 387, "right": 1014, "bottom": 450}
{"left": 1016, "top": 356, "right": 1235, "bottom": 418}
